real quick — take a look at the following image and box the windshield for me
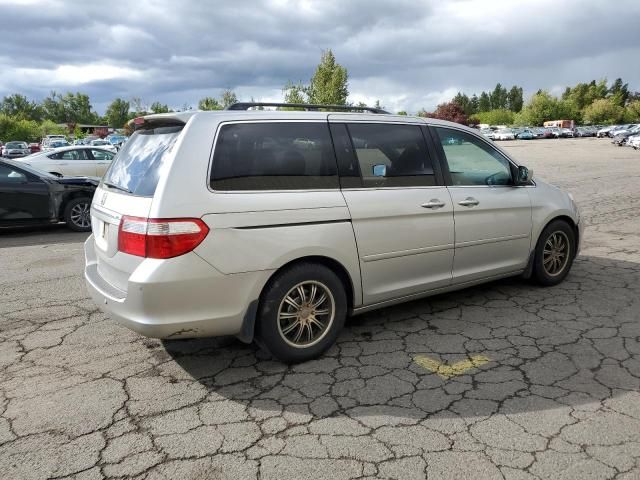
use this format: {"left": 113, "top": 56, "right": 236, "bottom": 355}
{"left": 102, "top": 124, "right": 182, "bottom": 196}
{"left": 6, "top": 142, "right": 27, "bottom": 149}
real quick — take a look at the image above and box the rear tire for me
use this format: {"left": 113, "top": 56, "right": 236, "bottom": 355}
{"left": 63, "top": 197, "right": 92, "bottom": 232}
{"left": 532, "top": 220, "right": 576, "bottom": 286}
{"left": 256, "top": 263, "right": 347, "bottom": 363}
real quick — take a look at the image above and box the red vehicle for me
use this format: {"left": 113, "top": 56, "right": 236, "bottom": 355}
{"left": 29, "top": 143, "right": 41, "bottom": 154}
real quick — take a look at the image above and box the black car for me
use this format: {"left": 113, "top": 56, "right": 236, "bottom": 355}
{"left": 0, "top": 159, "right": 98, "bottom": 232}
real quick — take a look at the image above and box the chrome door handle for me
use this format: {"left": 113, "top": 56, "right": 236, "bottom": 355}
{"left": 421, "top": 199, "right": 446, "bottom": 209}
{"left": 458, "top": 197, "right": 479, "bottom": 207}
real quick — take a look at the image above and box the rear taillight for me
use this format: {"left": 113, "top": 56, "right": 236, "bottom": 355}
{"left": 118, "top": 216, "right": 209, "bottom": 259}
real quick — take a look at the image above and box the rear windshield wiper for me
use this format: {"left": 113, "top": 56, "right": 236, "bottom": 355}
{"left": 103, "top": 182, "right": 132, "bottom": 194}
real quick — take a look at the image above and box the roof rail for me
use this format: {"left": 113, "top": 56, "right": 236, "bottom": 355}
{"left": 225, "top": 102, "right": 390, "bottom": 114}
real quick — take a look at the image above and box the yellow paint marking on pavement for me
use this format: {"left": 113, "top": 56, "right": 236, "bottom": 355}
{"left": 414, "top": 355, "right": 490, "bottom": 379}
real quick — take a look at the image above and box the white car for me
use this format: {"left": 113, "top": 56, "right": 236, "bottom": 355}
{"left": 89, "top": 139, "right": 118, "bottom": 153}
{"left": 628, "top": 135, "right": 640, "bottom": 150}
{"left": 16, "top": 146, "right": 115, "bottom": 177}
{"left": 480, "top": 128, "right": 495, "bottom": 140}
{"left": 493, "top": 128, "right": 515, "bottom": 141}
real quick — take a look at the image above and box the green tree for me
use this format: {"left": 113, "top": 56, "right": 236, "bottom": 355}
{"left": 583, "top": 98, "right": 624, "bottom": 125}
{"left": 478, "top": 92, "right": 491, "bottom": 112}
{"left": 507, "top": 86, "right": 524, "bottom": 112}
{"left": 306, "top": 49, "right": 349, "bottom": 105}
{"left": 609, "top": 77, "right": 630, "bottom": 107}
{"left": 517, "top": 91, "right": 574, "bottom": 126}
{"left": 42, "top": 91, "right": 99, "bottom": 124}
{"left": 105, "top": 98, "right": 130, "bottom": 128}
{"left": 283, "top": 81, "right": 307, "bottom": 104}
{"left": 469, "top": 94, "right": 479, "bottom": 114}
{"left": 221, "top": 90, "right": 238, "bottom": 108}
{"left": 150, "top": 102, "right": 170, "bottom": 114}
{"left": 453, "top": 92, "right": 476, "bottom": 115}
{"left": 490, "top": 83, "right": 508, "bottom": 110}
{"left": 0, "top": 94, "right": 42, "bottom": 121}
{"left": 469, "top": 109, "right": 514, "bottom": 126}
{"left": 624, "top": 100, "right": 640, "bottom": 122}
{"left": 397, "top": 111, "right": 408, "bottom": 116}
{"left": 39, "top": 119, "right": 66, "bottom": 138}
{"left": 198, "top": 97, "right": 223, "bottom": 110}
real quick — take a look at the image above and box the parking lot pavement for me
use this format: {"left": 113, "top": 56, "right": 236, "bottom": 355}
{"left": 1, "top": 137, "right": 640, "bottom": 479}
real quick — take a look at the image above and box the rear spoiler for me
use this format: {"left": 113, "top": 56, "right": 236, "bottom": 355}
{"left": 127, "top": 116, "right": 186, "bottom": 131}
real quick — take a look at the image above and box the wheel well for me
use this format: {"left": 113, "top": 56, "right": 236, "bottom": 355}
{"left": 540, "top": 215, "right": 579, "bottom": 255}
{"left": 58, "top": 193, "right": 91, "bottom": 218}
{"left": 261, "top": 256, "right": 355, "bottom": 311}
{"left": 238, "top": 256, "right": 356, "bottom": 344}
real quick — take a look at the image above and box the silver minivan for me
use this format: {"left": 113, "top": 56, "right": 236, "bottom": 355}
{"left": 85, "top": 103, "right": 582, "bottom": 362}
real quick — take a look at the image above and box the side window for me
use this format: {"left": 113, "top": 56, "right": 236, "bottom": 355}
{"left": 346, "top": 123, "right": 435, "bottom": 187}
{"left": 435, "top": 127, "right": 513, "bottom": 186}
{"left": 0, "top": 164, "right": 27, "bottom": 183}
{"left": 91, "top": 150, "right": 114, "bottom": 161}
{"left": 60, "top": 149, "right": 89, "bottom": 160}
{"left": 211, "top": 122, "right": 339, "bottom": 191}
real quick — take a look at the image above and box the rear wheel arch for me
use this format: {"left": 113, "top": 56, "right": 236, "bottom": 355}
{"left": 261, "top": 256, "right": 355, "bottom": 311}
{"left": 58, "top": 192, "right": 91, "bottom": 219}
{"left": 238, "top": 255, "right": 356, "bottom": 345}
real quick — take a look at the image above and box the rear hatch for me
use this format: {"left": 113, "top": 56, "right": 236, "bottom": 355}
{"left": 90, "top": 121, "right": 184, "bottom": 292}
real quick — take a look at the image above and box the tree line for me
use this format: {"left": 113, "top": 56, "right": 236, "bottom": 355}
{"left": 425, "top": 78, "right": 640, "bottom": 126}
{"left": 2, "top": 49, "right": 639, "bottom": 143}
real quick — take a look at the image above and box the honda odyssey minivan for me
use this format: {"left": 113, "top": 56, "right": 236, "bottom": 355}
{"left": 85, "top": 103, "right": 582, "bottom": 362}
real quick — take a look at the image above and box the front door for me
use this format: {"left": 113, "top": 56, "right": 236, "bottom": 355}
{"left": 0, "top": 163, "right": 50, "bottom": 225}
{"left": 431, "top": 126, "right": 532, "bottom": 283}
{"left": 330, "top": 121, "right": 455, "bottom": 305}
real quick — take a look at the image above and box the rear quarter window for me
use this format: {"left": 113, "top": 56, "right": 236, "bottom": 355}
{"left": 210, "top": 122, "right": 339, "bottom": 191}
{"left": 102, "top": 125, "right": 182, "bottom": 196}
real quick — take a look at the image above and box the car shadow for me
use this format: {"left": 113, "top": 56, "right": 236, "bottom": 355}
{"left": 163, "top": 254, "right": 640, "bottom": 422}
{"left": 0, "top": 224, "right": 89, "bottom": 248}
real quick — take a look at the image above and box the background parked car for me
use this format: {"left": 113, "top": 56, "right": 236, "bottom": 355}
{"left": 493, "top": 128, "right": 515, "bottom": 140}
{"left": 16, "top": 146, "right": 115, "bottom": 177}
{"left": 516, "top": 129, "right": 535, "bottom": 140}
{"left": 1, "top": 141, "right": 30, "bottom": 158}
{"left": 480, "top": 128, "right": 495, "bottom": 140}
{"left": 612, "top": 125, "right": 640, "bottom": 146}
{"left": 29, "top": 142, "right": 41, "bottom": 153}
{"left": 42, "top": 139, "right": 71, "bottom": 151}
{"left": 0, "top": 158, "right": 98, "bottom": 231}
{"left": 89, "top": 139, "right": 117, "bottom": 153}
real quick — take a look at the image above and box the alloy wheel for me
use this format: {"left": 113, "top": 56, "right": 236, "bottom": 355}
{"left": 70, "top": 202, "right": 91, "bottom": 229}
{"left": 277, "top": 281, "right": 335, "bottom": 348}
{"left": 543, "top": 231, "right": 570, "bottom": 277}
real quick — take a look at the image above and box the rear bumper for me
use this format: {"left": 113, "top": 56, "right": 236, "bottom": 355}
{"left": 84, "top": 235, "right": 272, "bottom": 339}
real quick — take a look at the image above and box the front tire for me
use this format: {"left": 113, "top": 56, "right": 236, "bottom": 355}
{"left": 63, "top": 197, "right": 92, "bottom": 232}
{"left": 532, "top": 220, "right": 576, "bottom": 286}
{"left": 256, "top": 263, "right": 347, "bottom": 363}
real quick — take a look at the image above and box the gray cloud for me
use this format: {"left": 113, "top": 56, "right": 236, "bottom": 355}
{"left": 0, "top": 0, "right": 638, "bottom": 114}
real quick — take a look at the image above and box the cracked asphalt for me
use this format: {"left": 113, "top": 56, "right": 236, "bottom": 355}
{"left": 1, "top": 138, "right": 640, "bottom": 479}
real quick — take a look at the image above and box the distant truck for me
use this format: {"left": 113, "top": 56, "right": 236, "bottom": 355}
{"left": 544, "top": 120, "right": 575, "bottom": 129}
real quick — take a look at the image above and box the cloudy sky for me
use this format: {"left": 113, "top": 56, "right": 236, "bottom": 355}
{"left": 0, "top": 0, "right": 639, "bottom": 114}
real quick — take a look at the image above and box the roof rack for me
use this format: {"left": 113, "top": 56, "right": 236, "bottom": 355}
{"left": 225, "top": 102, "right": 390, "bottom": 114}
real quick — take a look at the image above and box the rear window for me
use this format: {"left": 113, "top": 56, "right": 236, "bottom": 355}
{"left": 103, "top": 125, "right": 182, "bottom": 196}
{"left": 210, "top": 122, "right": 339, "bottom": 191}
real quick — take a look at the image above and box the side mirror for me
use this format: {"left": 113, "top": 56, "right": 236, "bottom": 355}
{"left": 372, "top": 164, "right": 387, "bottom": 177}
{"left": 516, "top": 165, "right": 532, "bottom": 185}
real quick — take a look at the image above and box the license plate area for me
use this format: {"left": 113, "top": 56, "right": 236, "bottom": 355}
{"left": 94, "top": 218, "right": 109, "bottom": 251}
